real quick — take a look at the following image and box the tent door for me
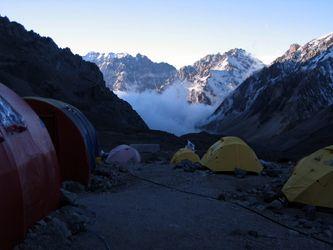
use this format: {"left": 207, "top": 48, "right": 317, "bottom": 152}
{"left": 40, "top": 114, "right": 59, "bottom": 152}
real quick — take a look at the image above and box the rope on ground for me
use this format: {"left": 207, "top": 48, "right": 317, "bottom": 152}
{"left": 90, "top": 230, "right": 111, "bottom": 250}
{"left": 128, "top": 172, "right": 333, "bottom": 247}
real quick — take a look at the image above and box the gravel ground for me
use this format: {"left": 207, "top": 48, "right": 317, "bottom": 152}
{"left": 16, "top": 161, "right": 333, "bottom": 249}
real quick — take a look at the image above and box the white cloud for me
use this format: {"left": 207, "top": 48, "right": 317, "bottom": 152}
{"left": 115, "top": 84, "right": 216, "bottom": 136}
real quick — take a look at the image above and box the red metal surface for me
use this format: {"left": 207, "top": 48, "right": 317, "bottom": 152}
{"left": 0, "top": 83, "right": 60, "bottom": 249}
{"left": 25, "top": 99, "right": 91, "bottom": 185}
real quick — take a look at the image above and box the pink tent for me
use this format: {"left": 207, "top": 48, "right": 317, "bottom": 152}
{"left": 106, "top": 145, "right": 141, "bottom": 165}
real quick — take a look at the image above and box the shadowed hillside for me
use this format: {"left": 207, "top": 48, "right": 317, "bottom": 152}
{"left": 0, "top": 16, "right": 148, "bottom": 132}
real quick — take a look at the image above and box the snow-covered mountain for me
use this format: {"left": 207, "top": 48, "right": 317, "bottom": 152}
{"left": 202, "top": 33, "right": 333, "bottom": 160}
{"left": 83, "top": 52, "right": 177, "bottom": 92}
{"left": 178, "top": 48, "right": 264, "bottom": 105}
{"left": 83, "top": 49, "right": 264, "bottom": 106}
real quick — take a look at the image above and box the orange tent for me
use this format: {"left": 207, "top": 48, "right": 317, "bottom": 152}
{"left": 0, "top": 83, "right": 60, "bottom": 249}
{"left": 25, "top": 97, "right": 99, "bottom": 185}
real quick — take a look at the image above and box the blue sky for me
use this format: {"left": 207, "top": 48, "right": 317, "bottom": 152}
{"left": 1, "top": 0, "right": 332, "bottom": 67}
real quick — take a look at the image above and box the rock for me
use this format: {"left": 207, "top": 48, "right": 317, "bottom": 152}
{"left": 248, "top": 230, "right": 259, "bottom": 238}
{"left": 119, "top": 165, "right": 129, "bottom": 173}
{"left": 234, "top": 168, "right": 247, "bottom": 178}
{"left": 53, "top": 206, "right": 92, "bottom": 235}
{"left": 0, "top": 16, "right": 148, "bottom": 132}
{"left": 298, "top": 219, "right": 313, "bottom": 229}
{"left": 246, "top": 196, "right": 260, "bottom": 206}
{"left": 302, "top": 205, "right": 316, "bottom": 221}
{"left": 35, "top": 220, "right": 47, "bottom": 227}
{"left": 322, "top": 229, "right": 332, "bottom": 239}
{"left": 217, "top": 193, "right": 226, "bottom": 201}
{"left": 60, "top": 189, "right": 78, "bottom": 206}
{"left": 64, "top": 212, "right": 89, "bottom": 234}
{"left": 62, "top": 181, "right": 85, "bottom": 193}
{"left": 255, "top": 205, "right": 266, "bottom": 211}
{"left": 15, "top": 205, "right": 93, "bottom": 249}
{"left": 240, "top": 201, "right": 251, "bottom": 207}
{"left": 264, "top": 168, "right": 282, "bottom": 178}
{"left": 247, "top": 188, "right": 258, "bottom": 194}
{"left": 89, "top": 175, "right": 113, "bottom": 192}
{"left": 229, "top": 229, "right": 243, "bottom": 236}
{"left": 267, "top": 199, "right": 284, "bottom": 210}
{"left": 175, "top": 160, "right": 204, "bottom": 173}
{"left": 50, "top": 218, "right": 72, "bottom": 238}
{"left": 262, "top": 190, "right": 277, "bottom": 202}
{"left": 94, "top": 163, "right": 117, "bottom": 177}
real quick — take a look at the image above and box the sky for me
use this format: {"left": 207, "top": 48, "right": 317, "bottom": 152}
{"left": 1, "top": 0, "right": 332, "bottom": 68}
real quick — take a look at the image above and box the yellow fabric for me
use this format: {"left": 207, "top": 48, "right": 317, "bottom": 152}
{"left": 200, "top": 136, "right": 263, "bottom": 173}
{"left": 282, "top": 146, "right": 333, "bottom": 208}
{"left": 170, "top": 148, "right": 200, "bottom": 164}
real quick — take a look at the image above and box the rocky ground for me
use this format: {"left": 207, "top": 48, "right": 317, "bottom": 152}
{"left": 16, "top": 151, "right": 333, "bottom": 249}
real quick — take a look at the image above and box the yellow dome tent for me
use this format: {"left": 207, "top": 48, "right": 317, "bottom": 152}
{"left": 200, "top": 136, "right": 263, "bottom": 173}
{"left": 282, "top": 146, "right": 333, "bottom": 208}
{"left": 170, "top": 148, "right": 200, "bottom": 165}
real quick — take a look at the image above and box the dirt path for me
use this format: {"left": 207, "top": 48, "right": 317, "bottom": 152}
{"left": 74, "top": 164, "right": 331, "bottom": 250}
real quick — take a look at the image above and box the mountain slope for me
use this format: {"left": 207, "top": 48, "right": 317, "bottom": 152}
{"left": 83, "top": 52, "right": 177, "bottom": 92}
{"left": 84, "top": 49, "right": 264, "bottom": 106}
{"left": 0, "top": 16, "right": 148, "bottom": 131}
{"left": 202, "top": 33, "right": 333, "bottom": 160}
{"left": 178, "top": 48, "right": 264, "bottom": 105}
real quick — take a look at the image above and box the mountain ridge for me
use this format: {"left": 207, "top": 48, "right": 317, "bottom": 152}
{"left": 0, "top": 15, "right": 148, "bottom": 132}
{"left": 202, "top": 32, "right": 333, "bottom": 160}
{"left": 84, "top": 48, "right": 264, "bottom": 106}
{"left": 84, "top": 52, "right": 178, "bottom": 92}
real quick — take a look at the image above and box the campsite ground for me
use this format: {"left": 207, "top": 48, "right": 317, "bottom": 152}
{"left": 17, "top": 132, "right": 333, "bottom": 249}
{"left": 71, "top": 163, "right": 333, "bottom": 250}
{"left": 19, "top": 162, "right": 333, "bottom": 249}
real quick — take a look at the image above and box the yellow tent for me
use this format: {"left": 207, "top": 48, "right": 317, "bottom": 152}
{"left": 200, "top": 136, "right": 263, "bottom": 173}
{"left": 282, "top": 146, "right": 333, "bottom": 208}
{"left": 170, "top": 148, "right": 200, "bottom": 165}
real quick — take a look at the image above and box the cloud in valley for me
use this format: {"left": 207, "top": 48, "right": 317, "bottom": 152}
{"left": 115, "top": 85, "right": 216, "bottom": 136}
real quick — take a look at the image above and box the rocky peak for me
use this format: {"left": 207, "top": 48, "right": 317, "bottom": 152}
{"left": 178, "top": 65, "right": 197, "bottom": 81}
{"left": 275, "top": 44, "right": 301, "bottom": 63}
{"left": 275, "top": 33, "right": 333, "bottom": 65}
{"left": 85, "top": 48, "right": 264, "bottom": 105}
{"left": 289, "top": 43, "right": 301, "bottom": 52}
{"left": 179, "top": 49, "right": 264, "bottom": 105}
{"left": 83, "top": 52, "right": 177, "bottom": 92}
{"left": 202, "top": 32, "right": 333, "bottom": 160}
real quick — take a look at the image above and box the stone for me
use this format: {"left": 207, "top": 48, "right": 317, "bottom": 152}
{"left": 217, "top": 193, "right": 226, "bottom": 201}
{"left": 0, "top": 16, "right": 148, "bottom": 133}
{"left": 175, "top": 160, "right": 201, "bottom": 173}
{"left": 65, "top": 212, "right": 89, "bottom": 234}
{"left": 302, "top": 205, "right": 316, "bottom": 221}
{"left": 255, "top": 205, "right": 266, "bottom": 211}
{"left": 62, "top": 181, "right": 85, "bottom": 193}
{"left": 264, "top": 168, "right": 282, "bottom": 178}
{"left": 248, "top": 230, "right": 259, "bottom": 238}
{"left": 247, "top": 196, "right": 260, "bottom": 206}
{"left": 234, "top": 168, "right": 247, "bottom": 178}
{"left": 262, "top": 190, "right": 276, "bottom": 202}
{"left": 89, "top": 175, "right": 113, "bottom": 192}
{"left": 50, "top": 217, "right": 72, "bottom": 238}
{"left": 323, "top": 229, "right": 332, "bottom": 239}
{"left": 267, "top": 199, "right": 284, "bottom": 210}
{"left": 60, "top": 189, "right": 78, "bottom": 206}
{"left": 299, "top": 219, "right": 313, "bottom": 229}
